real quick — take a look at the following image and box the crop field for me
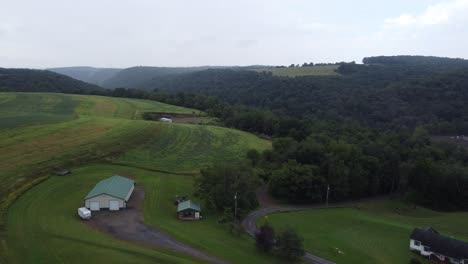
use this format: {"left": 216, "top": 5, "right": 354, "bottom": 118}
{"left": 266, "top": 200, "right": 468, "bottom": 264}
{"left": 255, "top": 65, "right": 339, "bottom": 77}
{"left": 1, "top": 92, "right": 272, "bottom": 263}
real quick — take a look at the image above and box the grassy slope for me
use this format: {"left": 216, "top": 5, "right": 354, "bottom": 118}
{"left": 266, "top": 200, "right": 468, "bottom": 264}
{"left": 0, "top": 92, "right": 195, "bottom": 201}
{"left": 1, "top": 92, "right": 273, "bottom": 264}
{"left": 117, "top": 123, "right": 269, "bottom": 173}
{"left": 256, "top": 65, "right": 339, "bottom": 77}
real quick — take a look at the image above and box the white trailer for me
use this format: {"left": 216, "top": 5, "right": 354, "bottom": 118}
{"left": 78, "top": 207, "right": 91, "bottom": 219}
{"left": 160, "top": 117, "right": 173, "bottom": 123}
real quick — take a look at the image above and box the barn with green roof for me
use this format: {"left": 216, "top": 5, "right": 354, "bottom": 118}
{"left": 84, "top": 175, "right": 135, "bottom": 211}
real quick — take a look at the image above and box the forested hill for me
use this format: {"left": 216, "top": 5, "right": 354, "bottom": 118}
{"left": 48, "top": 66, "right": 122, "bottom": 86}
{"left": 51, "top": 65, "right": 270, "bottom": 89}
{"left": 145, "top": 56, "right": 468, "bottom": 134}
{"left": 0, "top": 68, "right": 105, "bottom": 94}
{"left": 101, "top": 66, "right": 218, "bottom": 88}
{"left": 363, "top": 55, "right": 468, "bottom": 67}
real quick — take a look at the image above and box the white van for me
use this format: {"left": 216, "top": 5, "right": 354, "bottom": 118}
{"left": 78, "top": 207, "right": 91, "bottom": 219}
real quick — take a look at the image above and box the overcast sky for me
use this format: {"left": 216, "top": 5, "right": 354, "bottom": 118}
{"left": 1, "top": 0, "right": 467, "bottom": 68}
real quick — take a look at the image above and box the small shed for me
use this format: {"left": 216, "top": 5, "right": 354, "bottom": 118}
{"left": 84, "top": 175, "right": 135, "bottom": 211}
{"left": 177, "top": 200, "right": 201, "bottom": 220}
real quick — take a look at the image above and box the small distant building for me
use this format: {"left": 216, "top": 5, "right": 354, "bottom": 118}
{"left": 177, "top": 200, "right": 201, "bottom": 220}
{"left": 160, "top": 117, "right": 173, "bottom": 123}
{"left": 410, "top": 227, "right": 468, "bottom": 264}
{"left": 84, "top": 175, "right": 135, "bottom": 211}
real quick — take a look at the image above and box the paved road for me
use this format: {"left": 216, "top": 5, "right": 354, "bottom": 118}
{"left": 88, "top": 185, "right": 228, "bottom": 264}
{"left": 242, "top": 206, "right": 336, "bottom": 264}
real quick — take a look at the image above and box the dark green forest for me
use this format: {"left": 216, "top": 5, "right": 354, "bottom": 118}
{"left": 0, "top": 68, "right": 103, "bottom": 94}
{"left": 2, "top": 56, "right": 468, "bottom": 210}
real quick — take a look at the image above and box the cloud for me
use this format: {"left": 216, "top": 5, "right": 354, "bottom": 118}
{"left": 384, "top": 0, "right": 468, "bottom": 28}
{"left": 347, "top": 0, "right": 468, "bottom": 62}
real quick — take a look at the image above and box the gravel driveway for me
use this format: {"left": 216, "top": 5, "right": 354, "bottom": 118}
{"left": 87, "top": 185, "right": 228, "bottom": 264}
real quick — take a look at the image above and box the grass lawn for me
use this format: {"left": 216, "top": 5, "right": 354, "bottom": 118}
{"left": 265, "top": 200, "right": 468, "bottom": 264}
{"left": 255, "top": 65, "right": 339, "bottom": 77}
{"left": 5, "top": 164, "right": 203, "bottom": 264}
{"left": 6, "top": 164, "right": 279, "bottom": 264}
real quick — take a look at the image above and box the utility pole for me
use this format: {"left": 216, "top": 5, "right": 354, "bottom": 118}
{"left": 234, "top": 192, "right": 238, "bottom": 219}
{"left": 326, "top": 185, "right": 330, "bottom": 208}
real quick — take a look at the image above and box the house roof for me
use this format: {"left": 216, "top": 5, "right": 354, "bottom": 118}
{"left": 85, "top": 175, "right": 134, "bottom": 201}
{"left": 410, "top": 227, "right": 468, "bottom": 259}
{"left": 177, "top": 200, "right": 201, "bottom": 212}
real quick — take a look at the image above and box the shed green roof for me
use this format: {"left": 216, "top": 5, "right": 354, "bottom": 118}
{"left": 85, "top": 175, "right": 134, "bottom": 200}
{"left": 177, "top": 200, "right": 201, "bottom": 212}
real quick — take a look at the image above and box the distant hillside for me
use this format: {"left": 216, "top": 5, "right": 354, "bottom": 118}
{"left": 49, "top": 66, "right": 122, "bottom": 86}
{"left": 363, "top": 55, "right": 468, "bottom": 67}
{"left": 101, "top": 66, "right": 206, "bottom": 88}
{"left": 50, "top": 65, "right": 270, "bottom": 89}
{"left": 101, "top": 66, "right": 260, "bottom": 89}
{"left": 142, "top": 56, "right": 468, "bottom": 133}
{"left": 0, "top": 68, "right": 105, "bottom": 94}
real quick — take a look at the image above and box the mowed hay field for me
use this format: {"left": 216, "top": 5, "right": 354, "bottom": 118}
{"left": 266, "top": 200, "right": 468, "bottom": 264}
{"left": 116, "top": 123, "right": 270, "bottom": 173}
{"left": 0, "top": 92, "right": 195, "bottom": 203}
{"left": 256, "top": 65, "right": 339, "bottom": 77}
{"left": 1, "top": 92, "right": 273, "bottom": 263}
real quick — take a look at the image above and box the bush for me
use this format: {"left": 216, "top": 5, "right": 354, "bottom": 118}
{"left": 274, "top": 228, "right": 305, "bottom": 260}
{"left": 255, "top": 222, "right": 275, "bottom": 252}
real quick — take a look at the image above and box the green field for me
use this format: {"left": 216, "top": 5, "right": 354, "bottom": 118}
{"left": 6, "top": 164, "right": 204, "bottom": 264}
{"left": 0, "top": 92, "right": 199, "bottom": 197}
{"left": 256, "top": 65, "right": 339, "bottom": 77}
{"left": 0, "top": 92, "right": 272, "bottom": 264}
{"left": 266, "top": 200, "right": 468, "bottom": 264}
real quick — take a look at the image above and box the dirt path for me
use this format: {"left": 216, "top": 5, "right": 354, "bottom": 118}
{"left": 87, "top": 185, "right": 228, "bottom": 264}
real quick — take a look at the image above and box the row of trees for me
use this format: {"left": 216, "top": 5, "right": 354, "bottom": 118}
{"left": 194, "top": 162, "right": 259, "bottom": 218}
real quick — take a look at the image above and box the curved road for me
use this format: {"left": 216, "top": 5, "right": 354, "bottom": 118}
{"left": 242, "top": 206, "right": 336, "bottom": 264}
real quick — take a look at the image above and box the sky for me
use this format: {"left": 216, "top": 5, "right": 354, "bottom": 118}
{"left": 1, "top": 0, "right": 467, "bottom": 68}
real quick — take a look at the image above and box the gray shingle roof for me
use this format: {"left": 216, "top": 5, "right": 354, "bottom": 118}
{"left": 410, "top": 227, "right": 468, "bottom": 259}
{"left": 85, "top": 175, "right": 134, "bottom": 200}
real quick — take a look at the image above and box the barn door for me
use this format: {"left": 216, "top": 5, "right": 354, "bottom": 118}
{"left": 90, "top": 201, "right": 100, "bottom": 211}
{"left": 109, "top": 200, "right": 119, "bottom": 211}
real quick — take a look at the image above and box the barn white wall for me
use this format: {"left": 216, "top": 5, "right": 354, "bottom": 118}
{"left": 85, "top": 194, "right": 124, "bottom": 209}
